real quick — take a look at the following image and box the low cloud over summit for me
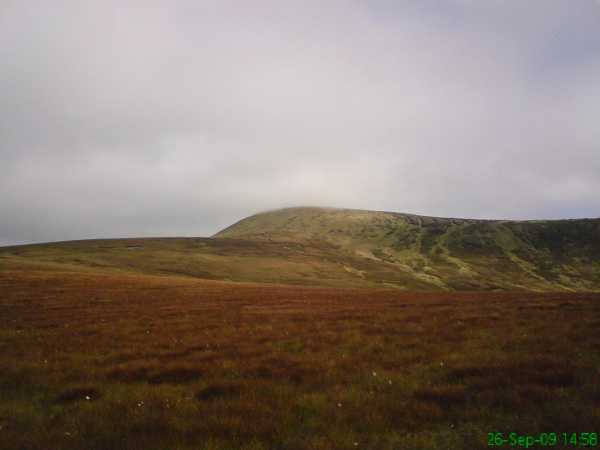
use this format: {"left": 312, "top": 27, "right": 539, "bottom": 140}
{"left": 1, "top": 1, "right": 599, "bottom": 244}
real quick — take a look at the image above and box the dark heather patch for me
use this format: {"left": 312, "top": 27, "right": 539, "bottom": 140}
{"left": 55, "top": 387, "right": 100, "bottom": 404}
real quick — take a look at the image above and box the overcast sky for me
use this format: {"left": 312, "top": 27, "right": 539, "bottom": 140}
{"left": 1, "top": 1, "right": 599, "bottom": 245}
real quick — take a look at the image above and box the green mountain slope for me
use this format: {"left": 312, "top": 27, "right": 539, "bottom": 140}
{"left": 2, "top": 207, "right": 599, "bottom": 291}
{"left": 214, "top": 207, "right": 600, "bottom": 291}
{"left": 0, "top": 237, "right": 437, "bottom": 290}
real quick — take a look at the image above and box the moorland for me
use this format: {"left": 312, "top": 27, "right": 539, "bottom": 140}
{"left": 2, "top": 207, "right": 600, "bottom": 291}
{"left": 1, "top": 207, "right": 599, "bottom": 449}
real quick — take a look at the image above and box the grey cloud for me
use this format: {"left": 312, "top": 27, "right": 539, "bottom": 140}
{"left": 1, "top": 1, "right": 599, "bottom": 245}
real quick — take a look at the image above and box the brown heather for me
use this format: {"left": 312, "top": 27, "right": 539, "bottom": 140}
{"left": 1, "top": 268, "right": 599, "bottom": 449}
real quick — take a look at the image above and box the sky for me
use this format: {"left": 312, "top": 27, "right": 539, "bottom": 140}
{"left": 1, "top": 1, "right": 599, "bottom": 245}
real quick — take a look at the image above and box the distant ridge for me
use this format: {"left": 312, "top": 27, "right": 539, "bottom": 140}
{"left": 214, "top": 206, "right": 600, "bottom": 291}
{"left": 216, "top": 205, "right": 598, "bottom": 229}
{"left": 1, "top": 206, "right": 599, "bottom": 291}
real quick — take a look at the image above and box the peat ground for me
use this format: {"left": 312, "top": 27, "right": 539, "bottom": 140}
{"left": 1, "top": 269, "right": 599, "bottom": 449}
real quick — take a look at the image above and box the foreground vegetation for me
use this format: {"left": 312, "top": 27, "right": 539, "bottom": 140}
{"left": 1, "top": 268, "right": 599, "bottom": 449}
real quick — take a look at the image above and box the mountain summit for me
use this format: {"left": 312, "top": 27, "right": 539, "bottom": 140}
{"left": 215, "top": 206, "right": 600, "bottom": 291}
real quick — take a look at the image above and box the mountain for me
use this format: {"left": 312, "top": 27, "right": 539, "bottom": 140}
{"left": 214, "top": 206, "right": 600, "bottom": 291}
{"left": 1, "top": 206, "right": 599, "bottom": 291}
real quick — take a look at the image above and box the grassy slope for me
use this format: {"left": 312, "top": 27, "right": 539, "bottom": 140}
{"left": 0, "top": 237, "right": 435, "bottom": 290}
{"left": 215, "top": 207, "right": 600, "bottom": 291}
{"left": 2, "top": 269, "right": 599, "bottom": 450}
{"left": 2, "top": 207, "right": 599, "bottom": 291}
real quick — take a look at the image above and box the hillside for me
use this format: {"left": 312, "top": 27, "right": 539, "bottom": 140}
{"left": 214, "top": 207, "right": 600, "bottom": 291}
{"left": 1, "top": 206, "right": 599, "bottom": 291}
